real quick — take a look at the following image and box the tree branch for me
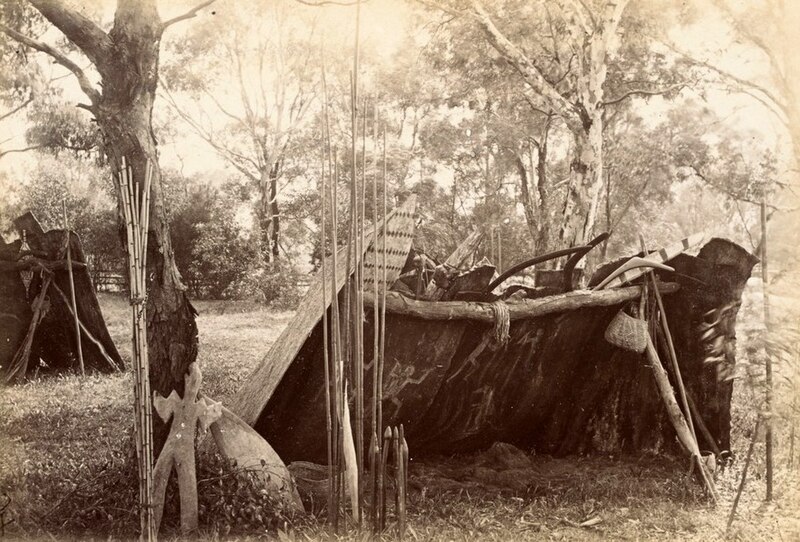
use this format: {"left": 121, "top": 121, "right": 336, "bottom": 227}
{"left": 0, "top": 144, "right": 46, "bottom": 160}
{"left": 0, "top": 95, "right": 35, "bottom": 122}
{"left": 162, "top": 0, "right": 217, "bottom": 30}
{"left": 565, "top": 0, "right": 596, "bottom": 34}
{"left": 602, "top": 82, "right": 687, "bottom": 107}
{"left": 159, "top": 84, "right": 261, "bottom": 181}
{"left": 467, "top": 0, "right": 584, "bottom": 133}
{"left": 657, "top": 38, "right": 789, "bottom": 118}
{"left": 27, "top": 0, "right": 113, "bottom": 70}
{"left": 0, "top": 23, "right": 100, "bottom": 107}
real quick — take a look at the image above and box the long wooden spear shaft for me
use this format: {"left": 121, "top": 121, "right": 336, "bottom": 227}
{"left": 332, "top": 156, "right": 343, "bottom": 529}
{"left": 349, "top": 0, "right": 364, "bottom": 521}
{"left": 378, "top": 128, "right": 389, "bottom": 531}
{"left": 370, "top": 104, "right": 380, "bottom": 530}
{"left": 321, "top": 55, "right": 342, "bottom": 529}
{"left": 378, "top": 128, "right": 388, "bottom": 440}
{"left": 320, "top": 127, "right": 334, "bottom": 524}
{"left": 761, "top": 197, "right": 773, "bottom": 501}
{"left": 62, "top": 200, "right": 84, "bottom": 377}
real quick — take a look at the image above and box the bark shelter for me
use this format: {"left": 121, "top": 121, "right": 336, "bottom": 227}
{"left": 254, "top": 239, "right": 756, "bottom": 463}
{"left": 1, "top": 214, "right": 123, "bottom": 381}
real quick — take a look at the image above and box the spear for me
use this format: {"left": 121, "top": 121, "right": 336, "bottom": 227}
{"left": 370, "top": 103, "right": 380, "bottom": 531}
{"left": 380, "top": 425, "right": 391, "bottom": 531}
{"left": 62, "top": 200, "right": 84, "bottom": 377}
{"left": 398, "top": 424, "right": 408, "bottom": 538}
{"left": 320, "top": 123, "right": 333, "bottom": 524}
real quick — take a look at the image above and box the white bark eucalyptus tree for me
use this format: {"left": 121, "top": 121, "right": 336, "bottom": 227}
{"left": 419, "top": 0, "right": 630, "bottom": 246}
{"left": 160, "top": 1, "right": 319, "bottom": 262}
{"left": 0, "top": 0, "right": 216, "bottom": 451}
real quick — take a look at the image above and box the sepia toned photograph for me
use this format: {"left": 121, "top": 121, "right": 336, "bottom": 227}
{"left": 0, "top": 0, "right": 798, "bottom": 539}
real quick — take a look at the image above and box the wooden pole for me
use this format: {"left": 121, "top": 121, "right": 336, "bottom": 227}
{"left": 497, "top": 227, "right": 502, "bottom": 272}
{"left": 640, "top": 235, "right": 697, "bottom": 446}
{"left": 321, "top": 55, "right": 342, "bottom": 529}
{"left": 331, "top": 155, "right": 343, "bottom": 530}
{"left": 354, "top": 94, "right": 368, "bottom": 525}
{"left": 370, "top": 103, "right": 380, "bottom": 531}
{"left": 377, "top": 129, "right": 389, "bottom": 532}
{"left": 320, "top": 128, "right": 334, "bottom": 525}
{"left": 348, "top": 10, "right": 364, "bottom": 524}
{"left": 726, "top": 419, "right": 761, "bottom": 535}
{"left": 645, "top": 335, "right": 718, "bottom": 502}
{"left": 62, "top": 200, "right": 84, "bottom": 377}
{"left": 761, "top": 198, "right": 774, "bottom": 501}
{"left": 50, "top": 282, "right": 121, "bottom": 371}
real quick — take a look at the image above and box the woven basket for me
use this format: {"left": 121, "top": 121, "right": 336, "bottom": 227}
{"left": 605, "top": 310, "right": 648, "bottom": 353}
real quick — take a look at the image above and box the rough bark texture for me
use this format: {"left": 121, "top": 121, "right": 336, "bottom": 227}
{"left": 252, "top": 239, "right": 754, "bottom": 463}
{"left": 98, "top": 3, "right": 198, "bottom": 452}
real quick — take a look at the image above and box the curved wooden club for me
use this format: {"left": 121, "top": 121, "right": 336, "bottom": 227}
{"left": 592, "top": 257, "right": 674, "bottom": 291}
{"left": 562, "top": 232, "right": 610, "bottom": 292}
{"left": 486, "top": 246, "right": 590, "bottom": 293}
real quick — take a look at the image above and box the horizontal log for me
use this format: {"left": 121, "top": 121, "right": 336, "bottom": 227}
{"left": 363, "top": 282, "right": 680, "bottom": 322}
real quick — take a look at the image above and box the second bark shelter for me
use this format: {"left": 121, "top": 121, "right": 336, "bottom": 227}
{"left": 235, "top": 235, "right": 757, "bottom": 463}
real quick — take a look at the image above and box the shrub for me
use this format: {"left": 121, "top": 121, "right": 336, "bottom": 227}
{"left": 226, "top": 260, "right": 302, "bottom": 309}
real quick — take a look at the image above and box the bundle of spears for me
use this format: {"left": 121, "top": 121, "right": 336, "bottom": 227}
{"left": 117, "top": 157, "right": 156, "bottom": 540}
{"left": 317, "top": 17, "right": 411, "bottom": 534}
{"left": 317, "top": 1, "right": 411, "bottom": 533}
{"left": 373, "top": 425, "right": 410, "bottom": 535}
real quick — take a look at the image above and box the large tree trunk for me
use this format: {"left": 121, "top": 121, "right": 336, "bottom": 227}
{"left": 259, "top": 169, "right": 273, "bottom": 263}
{"left": 514, "top": 154, "right": 539, "bottom": 250}
{"left": 270, "top": 163, "right": 280, "bottom": 261}
{"left": 534, "top": 137, "right": 551, "bottom": 252}
{"left": 258, "top": 162, "right": 282, "bottom": 262}
{"left": 558, "top": 122, "right": 599, "bottom": 247}
{"left": 77, "top": 1, "right": 198, "bottom": 452}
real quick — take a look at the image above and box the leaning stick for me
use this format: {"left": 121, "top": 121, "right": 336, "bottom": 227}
{"left": 50, "top": 282, "right": 121, "bottom": 371}
{"left": 350, "top": 3, "right": 364, "bottom": 521}
{"left": 5, "top": 275, "right": 53, "bottom": 384}
{"left": 640, "top": 235, "right": 697, "bottom": 445}
{"left": 644, "top": 335, "right": 718, "bottom": 502}
{"left": 353, "top": 93, "right": 368, "bottom": 525}
{"left": 726, "top": 418, "right": 761, "bottom": 535}
{"left": 62, "top": 200, "right": 84, "bottom": 377}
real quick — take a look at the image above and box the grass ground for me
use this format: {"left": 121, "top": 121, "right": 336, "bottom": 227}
{"left": 0, "top": 292, "right": 798, "bottom": 540}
